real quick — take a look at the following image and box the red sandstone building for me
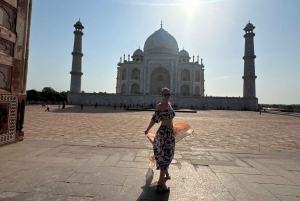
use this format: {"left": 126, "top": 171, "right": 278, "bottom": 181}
{"left": 0, "top": 0, "right": 32, "bottom": 146}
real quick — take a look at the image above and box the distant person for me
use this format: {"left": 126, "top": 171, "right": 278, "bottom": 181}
{"left": 114, "top": 103, "right": 116, "bottom": 110}
{"left": 95, "top": 103, "right": 98, "bottom": 108}
{"left": 62, "top": 101, "right": 65, "bottom": 109}
{"left": 81, "top": 104, "right": 83, "bottom": 109}
{"left": 45, "top": 104, "right": 50, "bottom": 112}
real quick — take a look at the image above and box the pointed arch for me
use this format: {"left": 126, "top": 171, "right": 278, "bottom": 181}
{"left": 181, "top": 69, "right": 190, "bottom": 81}
{"left": 131, "top": 68, "right": 140, "bottom": 80}
{"left": 121, "top": 83, "right": 126, "bottom": 94}
{"left": 195, "top": 85, "right": 200, "bottom": 95}
{"left": 131, "top": 83, "right": 140, "bottom": 94}
{"left": 195, "top": 70, "right": 200, "bottom": 82}
{"left": 150, "top": 67, "right": 170, "bottom": 95}
{"left": 181, "top": 84, "right": 189, "bottom": 96}
{"left": 122, "top": 69, "right": 127, "bottom": 80}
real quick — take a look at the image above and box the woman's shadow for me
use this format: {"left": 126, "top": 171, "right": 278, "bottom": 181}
{"left": 137, "top": 168, "right": 170, "bottom": 201}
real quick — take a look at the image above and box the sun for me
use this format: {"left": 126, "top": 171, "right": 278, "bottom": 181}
{"left": 183, "top": 0, "right": 200, "bottom": 13}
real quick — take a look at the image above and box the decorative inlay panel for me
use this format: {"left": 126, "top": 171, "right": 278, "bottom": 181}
{"left": 0, "top": 1, "right": 16, "bottom": 31}
{"left": 0, "top": 38, "right": 13, "bottom": 56}
{"left": 0, "top": 64, "right": 10, "bottom": 90}
{"left": 0, "top": 94, "right": 17, "bottom": 145}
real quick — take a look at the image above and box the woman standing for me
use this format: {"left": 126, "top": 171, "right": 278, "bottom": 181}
{"left": 145, "top": 87, "right": 175, "bottom": 192}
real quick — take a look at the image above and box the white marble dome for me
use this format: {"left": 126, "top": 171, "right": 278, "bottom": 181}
{"left": 133, "top": 48, "right": 144, "bottom": 56}
{"left": 144, "top": 28, "right": 179, "bottom": 55}
{"left": 178, "top": 49, "right": 189, "bottom": 57}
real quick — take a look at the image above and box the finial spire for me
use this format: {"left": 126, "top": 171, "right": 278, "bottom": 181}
{"left": 249, "top": 19, "right": 250, "bottom": 23}
{"left": 160, "top": 20, "right": 163, "bottom": 28}
{"left": 139, "top": 45, "right": 140, "bottom": 49}
{"left": 79, "top": 18, "right": 80, "bottom": 22}
{"left": 183, "top": 46, "right": 184, "bottom": 50}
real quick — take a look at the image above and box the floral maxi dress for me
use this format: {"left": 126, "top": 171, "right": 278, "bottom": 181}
{"left": 151, "top": 109, "right": 176, "bottom": 171}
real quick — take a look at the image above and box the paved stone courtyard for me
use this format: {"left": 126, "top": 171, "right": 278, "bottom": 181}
{"left": 24, "top": 105, "right": 300, "bottom": 152}
{"left": 0, "top": 105, "right": 300, "bottom": 201}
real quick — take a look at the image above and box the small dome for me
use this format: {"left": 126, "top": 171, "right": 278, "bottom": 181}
{"left": 144, "top": 28, "right": 178, "bottom": 55}
{"left": 244, "top": 22, "right": 255, "bottom": 30}
{"left": 178, "top": 49, "right": 189, "bottom": 57}
{"left": 74, "top": 20, "right": 84, "bottom": 29}
{"left": 133, "top": 49, "right": 144, "bottom": 56}
{"left": 75, "top": 21, "right": 82, "bottom": 26}
{"left": 243, "top": 22, "right": 255, "bottom": 33}
{"left": 245, "top": 22, "right": 253, "bottom": 27}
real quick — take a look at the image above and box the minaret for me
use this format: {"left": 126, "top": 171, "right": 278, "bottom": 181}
{"left": 242, "top": 21, "right": 257, "bottom": 98}
{"left": 70, "top": 20, "right": 84, "bottom": 93}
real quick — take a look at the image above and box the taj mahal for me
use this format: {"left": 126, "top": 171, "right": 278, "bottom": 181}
{"left": 68, "top": 21, "right": 258, "bottom": 110}
{"left": 115, "top": 22, "right": 204, "bottom": 96}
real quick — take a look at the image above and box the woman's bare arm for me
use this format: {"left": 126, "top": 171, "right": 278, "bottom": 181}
{"left": 145, "top": 120, "right": 155, "bottom": 135}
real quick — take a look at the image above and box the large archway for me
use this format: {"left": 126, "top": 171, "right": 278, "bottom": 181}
{"left": 195, "top": 85, "right": 200, "bottom": 95}
{"left": 181, "top": 69, "right": 190, "bottom": 81}
{"left": 181, "top": 84, "right": 190, "bottom": 96}
{"left": 121, "top": 83, "right": 126, "bottom": 94}
{"left": 150, "top": 67, "right": 170, "bottom": 95}
{"left": 131, "top": 83, "right": 140, "bottom": 94}
{"left": 195, "top": 70, "right": 200, "bottom": 82}
{"left": 122, "top": 69, "right": 127, "bottom": 80}
{"left": 131, "top": 68, "right": 140, "bottom": 80}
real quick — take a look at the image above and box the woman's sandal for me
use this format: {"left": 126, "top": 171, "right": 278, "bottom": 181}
{"left": 157, "top": 184, "right": 170, "bottom": 192}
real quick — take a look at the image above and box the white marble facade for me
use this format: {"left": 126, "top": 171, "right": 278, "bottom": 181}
{"left": 68, "top": 22, "right": 258, "bottom": 110}
{"left": 116, "top": 26, "right": 205, "bottom": 96}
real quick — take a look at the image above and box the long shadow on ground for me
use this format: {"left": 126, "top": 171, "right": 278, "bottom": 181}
{"left": 137, "top": 169, "right": 169, "bottom": 201}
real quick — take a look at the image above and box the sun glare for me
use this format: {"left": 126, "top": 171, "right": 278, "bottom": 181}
{"left": 183, "top": 0, "right": 199, "bottom": 13}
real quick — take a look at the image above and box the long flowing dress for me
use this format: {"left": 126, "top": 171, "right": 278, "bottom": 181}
{"left": 148, "top": 110, "right": 194, "bottom": 169}
{"left": 151, "top": 109, "right": 176, "bottom": 170}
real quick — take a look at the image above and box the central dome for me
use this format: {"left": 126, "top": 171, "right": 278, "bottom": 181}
{"left": 144, "top": 28, "right": 179, "bottom": 55}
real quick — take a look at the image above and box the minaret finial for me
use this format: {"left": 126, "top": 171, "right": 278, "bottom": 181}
{"left": 139, "top": 45, "right": 140, "bottom": 49}
{"left": 249, "top": 19, "right": 250, "bottom": 23}
{"left": 183, "top": 46, "right": 184, "bottom": 50}
{"left": 161, "top": 20, "right": 163, "bottom": 28}
{"left": 79, "top": 18, "right": 80, "bottom": 22}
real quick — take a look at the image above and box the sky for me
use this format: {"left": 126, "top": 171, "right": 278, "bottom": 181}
{"left": 27, "top": 0, "right": 300, "bottom": 104}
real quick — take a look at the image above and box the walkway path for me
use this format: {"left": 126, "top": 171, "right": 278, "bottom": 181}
{"left": 0, "top": 105, "right": 299, "bottom": 200}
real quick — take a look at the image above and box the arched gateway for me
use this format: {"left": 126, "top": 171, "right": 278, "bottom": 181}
{"left": 150, "top": 67, "right": 170, "bottom": 95}
{"left": 115, "top": 23, "right": 205, "bottom": 96}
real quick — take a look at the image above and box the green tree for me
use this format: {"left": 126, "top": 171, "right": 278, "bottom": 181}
{"left": 26, "top": 87, "right": 69, "bottom": 102}
{"left": 60, "top": 91, "right": 67, "bottom": 101}
{"left": 40, "top": 87, "right": 59, "bottom": 101}
{"left": 26, "top": 89, "right": 39, "bottom": 101}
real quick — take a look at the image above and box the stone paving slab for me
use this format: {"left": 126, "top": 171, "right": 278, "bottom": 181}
{"left": 1, "top": 105, "right": 300, "bottom": 200}
{"left": 0, "top": 140, "right": 300, "bottom": 200}
{"left": 22, "top": 105, "right": 300, "bottom": 152}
